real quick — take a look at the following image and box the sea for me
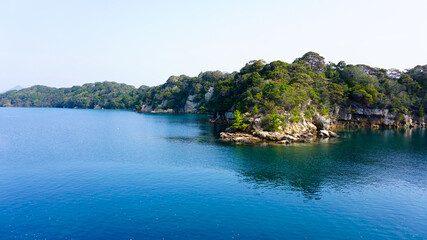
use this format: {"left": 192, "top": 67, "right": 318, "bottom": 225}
{"left": 0, "top": 107, "right": 426, "bottom": 239}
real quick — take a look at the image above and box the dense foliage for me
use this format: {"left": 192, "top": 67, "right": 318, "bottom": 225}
{"left": 0, "top": 82, "right": 141, "bottom": 109}
{"left": 1, "top": 52, "right": 425, "bottom": 121}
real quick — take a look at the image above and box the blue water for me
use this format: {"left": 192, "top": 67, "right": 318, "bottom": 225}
{"left": 0, "top": 108, "right": 426, "bottom": 239}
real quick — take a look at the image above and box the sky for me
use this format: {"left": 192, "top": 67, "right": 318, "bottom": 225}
{"left": 0, "top": 0, "right": 426, "bottom": 91}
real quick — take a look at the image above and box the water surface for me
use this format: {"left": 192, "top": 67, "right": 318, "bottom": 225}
{"left": 0, "top": 108, "right": 426, "bottom": 239}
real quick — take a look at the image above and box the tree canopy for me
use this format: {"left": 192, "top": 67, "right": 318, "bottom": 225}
{"left": 1, "top": 52, "right": 425, "bottom": 119}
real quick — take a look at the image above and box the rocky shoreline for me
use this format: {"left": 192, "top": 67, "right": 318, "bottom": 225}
{"left": 137, "top": 102, "right": 426, "bottom": 145}
{"left": 220, "top": 129, "right": 340, "bottom": 144}
{"left": 217, "top": 106, "right": 426, "bottom": 144}
{"left": 219, "top": 115, "right": 340, "bottom": 144}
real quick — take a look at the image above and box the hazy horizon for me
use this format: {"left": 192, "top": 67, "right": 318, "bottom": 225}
{"left": 1, "top": 0, "right": 426, "bottom": 92}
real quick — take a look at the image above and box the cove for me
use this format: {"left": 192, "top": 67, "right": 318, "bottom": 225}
{"left": 0, "top": 107, "right": 426, "bottom": 239}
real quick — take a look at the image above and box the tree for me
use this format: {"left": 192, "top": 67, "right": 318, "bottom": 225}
{"left": 261, "top": 111, "right": 284, "bottom": 131}
{"left": 253, "top": 106, "right": 259, "bottom": 115}
{"left": 231, "top": 110, "right": 249, "bottom": 131}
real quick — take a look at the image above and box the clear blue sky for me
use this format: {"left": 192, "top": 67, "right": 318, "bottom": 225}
{"left": 1, "top": 0, "right": 426, "bottom": 91}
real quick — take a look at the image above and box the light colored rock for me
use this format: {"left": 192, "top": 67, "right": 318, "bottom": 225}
{"left": 141, "top": 104, "right": 153, "bottom": 112}
{"left": 328, "top": 131, "right": 339, "bottom": 138}
{"left": 254, "top": 131, "right": 285, "bottom": 141}
{"left": 152, "top": 108, "right": 174, "bottom": 113}
{"left": 319, "top": 129, "right": 330, "bottom": 138}
{"left": 166, "top": 76, "right": 179, "bottom": 84}
{"left": 204, "top": 87, "right": 214, "bottom": 102}
{"left": 220, "top": 132, "right": 262, "bottom": 143}
{"left": 314, "top": 115, "right": 331, "bottom": 130}
{"left": 184, "top": 94, "right": 199, "bottom": 113}
{"left": 283, "top": 135, "right": 299, "bottom": 141}
{"left": 278, "top": 140, "right": 290, "bottom": 144}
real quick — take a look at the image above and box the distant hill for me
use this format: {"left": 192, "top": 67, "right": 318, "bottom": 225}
{"left": 2, "top": 85, "right": 23, "bottom": 93}
{"left": 0, "top": 82, "right": 139, "bottom": 109}
{"left": 0, "top": 52, "right": 425, "bottom": 121}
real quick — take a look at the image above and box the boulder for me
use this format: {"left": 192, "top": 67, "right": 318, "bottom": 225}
{"left": 254, "top": 131, "right": 286, "bottom": 141}
{"left": 220, "top": 132, "right": 262, "bottom": 143}
{"left": 328, "top": 131, "right": 339, "bottom": 138}
{"left": 314, "top": 115, "right": 331, "bottom": 130}
{"left": 283, "top": 134, "right": 299, "bottom": 142}
{"left": 319, "top": 130, "right": 330, "bottom": 138}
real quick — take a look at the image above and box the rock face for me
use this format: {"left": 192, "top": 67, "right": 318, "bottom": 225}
{"left": 184, "top": 94, "right": 199, "bottom": 113}
{"left": 141, "top": 104, "right": 153, "bottom": 112}
{"left": 218, "top": 106, "right": 426, "bottom": 145}
{"left": 333, "top": 107, "right": 426, "bottom": 129}
{"left": 220, "top": 127, "right": 340, "bottom": 144}
{"left": 319, "top": 130, "right": 329, "bottom": 138}
{"left": 204, "top": 87, "right": 214, "bottom": 102}
{"left": 220, "top": 132, "right": 262, "bottom": 144}
{"left": 314, "top": 115, "right": 331, "bottom": 130}
{"left": 220, "top": 116, "right": 340, "bottom": 144}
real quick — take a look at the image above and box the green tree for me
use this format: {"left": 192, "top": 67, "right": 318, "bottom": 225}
{"left": 253, "top": 106, "right": 259, "bottom": 115}
{"left": 231, "top": 110, "right": 249, "bottom": 131}
{"left": 261, "top": 111, "right": 283, "bottom": 131}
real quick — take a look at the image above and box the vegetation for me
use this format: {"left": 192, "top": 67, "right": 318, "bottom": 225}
{"left": 0, "top": 82, "right": 141, "bottom": 109}
{"left": 1, "top": 52, "right": 425, "bottom": 126}
{"left": 261, "top": 111, "right": 284, "bottom": 131}
{"left": 231, "top": 110, "right": 249, "bottom": 131}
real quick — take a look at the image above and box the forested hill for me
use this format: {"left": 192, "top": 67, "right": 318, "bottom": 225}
{"left": 1, "top": 52, "right": 426, "bottom": 120}
{"left": 0, "top": 82, "right": 144, "bottom": 109}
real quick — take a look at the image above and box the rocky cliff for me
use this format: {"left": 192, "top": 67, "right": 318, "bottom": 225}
{"left": 332, "top": 107, "right": 425, "bottom": 129}
{"left": 218, "top": 107, "right": 425, "bottom": 144}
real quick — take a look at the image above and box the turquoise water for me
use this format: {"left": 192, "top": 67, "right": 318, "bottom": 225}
{"left": 0, "top": 108, "right": 426, "bottom": 239}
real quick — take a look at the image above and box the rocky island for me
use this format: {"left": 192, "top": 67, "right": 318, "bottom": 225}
{"left": 0, "top": 52, "right": 425, "bottom": 144}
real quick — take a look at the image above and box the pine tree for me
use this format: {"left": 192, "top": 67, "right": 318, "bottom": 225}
{"left": 231, "top": 110, "right": 249, "bottom": 131}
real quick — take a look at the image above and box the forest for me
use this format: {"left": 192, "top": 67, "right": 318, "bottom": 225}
{"left": 1, "top": 52, "right": 425, "bottom": 125}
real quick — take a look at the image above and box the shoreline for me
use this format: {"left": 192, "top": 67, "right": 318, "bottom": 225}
{"left": 1, "top": 106, "right": 425, "bottom": 146}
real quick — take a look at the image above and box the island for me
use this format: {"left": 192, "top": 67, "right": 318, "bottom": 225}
{"left": 1, "top": 52, "right": 425, "bottom": 144}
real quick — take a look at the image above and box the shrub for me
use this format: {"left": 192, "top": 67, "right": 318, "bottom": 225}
{"left": 291, "top": 108, "right": 301, "bottom": 122}
{"left": 231, "top": 110, "right": 249, "bottom": 131}
{"left": 253, "top": 106, "right": 259, "bottom": 115}
{"left": 261, "top": 111, "right": 284, "bottom": 131}
{"left": 419, "top": 105, "right": 424, "bottom": 117}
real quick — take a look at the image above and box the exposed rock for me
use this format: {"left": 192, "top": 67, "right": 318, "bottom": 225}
{"left": 184, "top": 94, "right": 199, "bottom": 113}
{"left": 314, "top": 115, "right": 331, "bottom": 130}
{"left": 248, "top": 117, "right": 262, "bottom": 131}
{"left": 319, "top": 130, "right": 329, "bottom": 138}
{"left": 151, "top": 108, "right": 174, "bottom": 113}
{"left": 220, "top": 132, "right": 262, "bottom": 143}
{"left": 277, "top": 140, "right": 290, "bottom": 144}
{"left": 141, "top": 104, "right": 153, "bottom": 112}
{"left": 333, "top": 107, "right": 425, "bottom": 129}
{"left": 253, "top": 131, "right": 285, "bottom": 141}
{"left": 328, "top": 131, "right": 339, "bottom": 138}
{"left": 283, "top": 134, "right": 299, "bottom": 142}
{"left": 387, "top": 69, "right": 402, "bottom": 79}
{"left": 166, "top": 76, "right": 179, "bottom": 84}
{"left": 204, "top": 87, "right": 214, "bottom": 102}
{"left": 216, "top": 106, "right": 423, "bottom": 145}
